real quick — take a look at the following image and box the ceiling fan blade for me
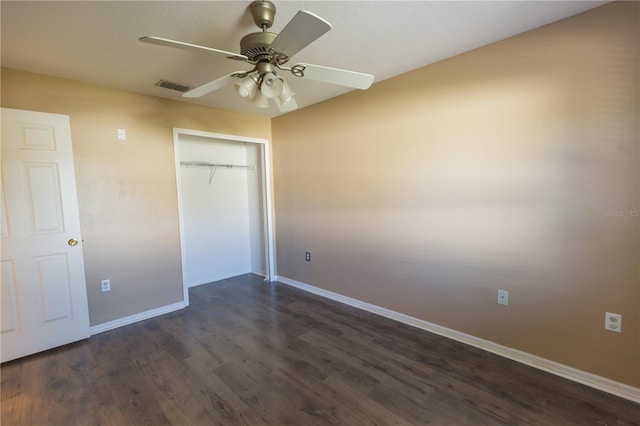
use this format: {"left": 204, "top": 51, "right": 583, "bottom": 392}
{"left": 274, "top": 97, "right": 298, "bottom": 113}
{"left": 139, "top": 36, "right": 247, "bottom": 61}
{"left": 183, "top": 72, "right": 243, "bottom": 98}
{"left": 268, "top": 10, "right": 331, "bottom": 59}
{"left": 292, "top": 63, "right": 374, "bottom": 90}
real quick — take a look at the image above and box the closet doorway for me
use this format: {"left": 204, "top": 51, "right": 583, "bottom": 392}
{"left": 173, "top": 128, "right": 275, "bottom": 305}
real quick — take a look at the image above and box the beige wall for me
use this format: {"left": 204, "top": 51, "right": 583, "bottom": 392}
{"left": 272, "top": 2, "right": 639, "bottom": 387}
{"left": 1, "top": 68, "right": 271, "bottom": 325}
{"left": 1, "top": 1, "right": 637, "bottom": 389}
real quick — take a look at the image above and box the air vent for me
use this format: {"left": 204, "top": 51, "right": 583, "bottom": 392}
{"left": 155, "top": 80, "right": 192, "bottom": 93}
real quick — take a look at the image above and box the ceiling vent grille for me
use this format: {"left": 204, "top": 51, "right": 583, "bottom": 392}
{"left": 155, "top": 80, "right": 192, "bottom": 93}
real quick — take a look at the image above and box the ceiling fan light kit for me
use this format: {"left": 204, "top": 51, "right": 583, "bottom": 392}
{"left": 252, "top": 89, "right": 270, "bottom": 109}
{"left": 278, "top": 77, "right": 295, "bottom": 104}
{"left": 140, "top": 0, "right": 374, "bottom": 112}
{"left": 261, "top": 73, "right": 282, "bottom": 99}
{"left": 235, "top": 74, "right": 258, "bottom": 99}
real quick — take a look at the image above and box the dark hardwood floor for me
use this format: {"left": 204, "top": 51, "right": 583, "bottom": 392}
{"left": 1, "top": 274, "right": 638, "bottom": 425}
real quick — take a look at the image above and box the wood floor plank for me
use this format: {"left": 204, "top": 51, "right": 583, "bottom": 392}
{"left": 2, "top": 274, "right": 638, "bottom": 425}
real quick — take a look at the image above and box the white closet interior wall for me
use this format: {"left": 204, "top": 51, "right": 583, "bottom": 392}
{"left": 178, "top": 134, "right": 265, "bottom": 287}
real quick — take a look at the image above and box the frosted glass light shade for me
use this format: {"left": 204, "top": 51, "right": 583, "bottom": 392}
{"left": 260, "top": 72, "right": 283, "bottom": 99}
{"left": 278, "top": 77, "right": 295, "bottom": 105}
{"left": 252, "top": 90, "right": 270, "bottom": 108}
{"left": 235, "top": 76, "right": 258, "bottom": 99}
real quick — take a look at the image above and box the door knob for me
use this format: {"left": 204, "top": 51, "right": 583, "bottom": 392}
{"left": 68, "top": 238, "right": 79, "bottom": 246}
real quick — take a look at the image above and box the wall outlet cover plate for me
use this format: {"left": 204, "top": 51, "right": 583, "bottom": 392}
{"left": 605, "top": 312, "right": 622, "bottom": 333}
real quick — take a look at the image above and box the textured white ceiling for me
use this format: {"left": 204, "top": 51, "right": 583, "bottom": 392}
{"left": 1, "top": 1, "right": 609, "bottom": 118}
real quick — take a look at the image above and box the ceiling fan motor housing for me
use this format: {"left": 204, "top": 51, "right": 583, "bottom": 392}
{"left": 240, "top": 31, "right": 277, "bottom": 61}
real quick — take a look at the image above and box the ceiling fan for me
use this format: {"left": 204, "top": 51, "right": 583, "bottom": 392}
{"left": 140, "top": 0, "right": 374, "bottom": 112}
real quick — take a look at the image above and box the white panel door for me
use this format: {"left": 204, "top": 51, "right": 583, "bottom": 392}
{"left": 1, "top": 108, "right": 90, "bottom": 362}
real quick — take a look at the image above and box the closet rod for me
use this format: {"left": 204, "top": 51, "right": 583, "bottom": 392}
{"left": 180, "top": 161, "right": 256, "bottom": 170}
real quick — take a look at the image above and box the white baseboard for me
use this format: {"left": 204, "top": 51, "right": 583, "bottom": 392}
{"left": 188, "top": 270, "right": 265, "bottom": 289}
{"left": 276, "top": 275, "right": 640, "bottom": 403}
{"left": 252, "top": 269, "right": 267, "bottom": 278}
{"left": 90, "top": 301, "right": 186, "bottom": 335}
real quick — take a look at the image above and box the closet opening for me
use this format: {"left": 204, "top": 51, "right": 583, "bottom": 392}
{"left": 173, "top": 128, "right": 275, "bottom": 305}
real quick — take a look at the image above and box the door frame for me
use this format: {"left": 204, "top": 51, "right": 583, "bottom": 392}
{"left": 173, "top": 128, "right": 276, "bottom": 305}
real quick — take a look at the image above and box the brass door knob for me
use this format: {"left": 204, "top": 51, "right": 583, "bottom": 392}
{"left": 68, "top": 238, "right": 79, "bottom": 247}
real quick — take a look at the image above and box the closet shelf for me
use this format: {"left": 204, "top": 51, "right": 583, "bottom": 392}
{"left": 180, "top": 161, "right": 256, "bottom": 170}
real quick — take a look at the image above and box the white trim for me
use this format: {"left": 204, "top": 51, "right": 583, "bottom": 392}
{"left": 185, "top": 279, "right": 219, "bottom": 289}
{"left": 260, "top": 142, "right": 277, "bottom": 282}
{"left": 172, "top": 128, "right": 277, "bottom": 306}
{"left": 276, "top": 275, "right": 640, "bottom": 403}
{"left": 186, "top": 271, "right": 264, "bottom": 289}
{"left": 173, "top": 131, "right": 190, "bottom": 305}
{"left": 90, "top": 301, "right": 185, "bottom": 335}
{"left": 252, "top": 269, "right": 267, "bottom": 278}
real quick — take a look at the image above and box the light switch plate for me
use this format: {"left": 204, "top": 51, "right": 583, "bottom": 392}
{"left": 497, "top": 289, "right": 509, "bottom": 306}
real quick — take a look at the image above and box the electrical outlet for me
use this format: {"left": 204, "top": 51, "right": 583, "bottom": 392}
{"left": 117, "top": 128, "right": 126, "bottom": 140}
{"left": 101, "top": 279, "right": 111, "bottom": 292}
{"left": 605, "top": 312, "right": 622, "bottom": 333}
{"left": 497, "top": 289, "right": 509, "bottom": 306}
{"left": 305, "top": 252, "right": 311, "bottom": 262}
